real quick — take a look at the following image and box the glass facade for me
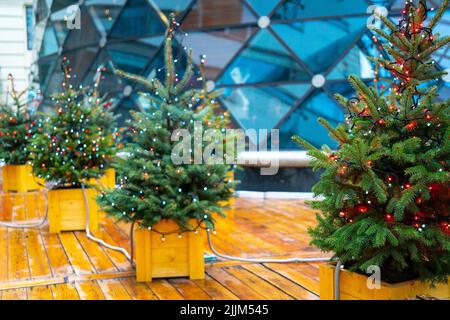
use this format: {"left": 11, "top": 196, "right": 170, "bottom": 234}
{"left": 33, "top": 0, "right": 449, "bottom": 149}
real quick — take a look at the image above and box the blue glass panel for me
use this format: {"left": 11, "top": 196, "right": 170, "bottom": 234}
{"left": 272, "top": 17, "right": 367, "bottom": 75}
{"left": 245, "top": 0, "right": 281, "bottom": 16}
{"left": 51, "top": 0, "right": 78, "bottom": 13}
{"left": 108, "top": 37, "right": 164, "bottom": 75}
{"left": 178, "top": 26, "right": 257, "bottom": 80}
{"left": 272, "top": 0, "right": 368, "bottom": 20}
{"left": 327, "top": 46, "right": 374, "bottom": 80}
{"left": 37, "top": 56, "right": 57, "bottom": 92}
{"left": 87, "top": 0, "right": 126, "bottom": 33}
{"left": 64, "top": 46, "right": 98, "bottom": 86}
{"left": 82, "top": 48, "right": 125, "bottom": 94}
{"left": 44, "top": 64, "right": 65, "bottom": 96}
{"left": 39, "top": 24, "right": 59, "bottom": 57}
{"left": 181, "top": 0, "right": 256, "bottom": 29}
{"left": 116, "top": 97, "right": 141, "bottom": 127}
{"left": 326, "top": 81, "right": 357, "bottom": 99}
{"left": 36, "top": 0, "right": 50, "bottom": 22}
{"left": 437, "top": 84, "right": 450, "bottom": 101}
{"left": 26, "top": 6, "right": 34, "bottom": 50}
{"left": 142, "top": 38, "right": 192, "bottom": 85}
{"left": 63, "top": 6, "right": 101, "bottom": 50}
{"left": 152, "top": 0, "right": 193, "bottom": 19}
{"left": 110, "top": 0, "right": 165, "bottom": 39}
{"left": 221, "top": 84, "right": 310, "bottom": 133}
{"left": 217, "top": 29, "right": 310, "bottom": 85}
{"left": 327, "top": 79, "right": 377, "bottom": 100}
{"left": 51, "top": 19, "right": 69, "bottom": 45}
{"left": 279, "top": 90, "right": 344, "bottom": 149}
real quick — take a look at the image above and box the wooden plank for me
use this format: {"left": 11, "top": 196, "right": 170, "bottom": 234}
{"left": 74, "top": 231, "right": 117, "bottom": 273}
{"left": 146, "top": 279, "right": 184, "bottom": 300}
{"left": 25, "top": 229, "right": 52, "bottom": 279}
{"left": 58, "top": 232, "right": 96, "bottom": 275}
{"left": 264, "top": 263, "right": 321, "bottom": 296}
{"left": 0, "top": 271, "right": 135, "bottom": 291}
{"left": 27, "top": 286, "right": 53, "bottom": 300}
{"left": 0, "top": 226, "right": 8, "bottom": 281}
{"left": 169, "top": 278, "right": 212, "bottom": 300}
{"left": 75, "top": 281, "right": 106, "bottom": 300}
{"left": 97, "top": 279, "right": 132, "bottom": 300}
{"left": 0, "top": 277, "right": 64, "bottom": 291}
{"left": 120, "top": 277, "right": 158, "bottom": 300}
{"left": 40, "top": 232, "right": 74, "bottom": 276}
{"left": 224, "top": 265, "right": 293, "bottom": 300}
{"left": 51, "top": 283, "right": 80, "bottom": 300}
{"left": 242, "top": 264, "right": 319, "bottom": 300}
{"left": 206, "top": 267, "right": 265, "bottom": 300}
{"left": 101, "top": 217, "right": 131, "bottom": 250}
{"left": 96, "top": 225, "right": 132, "bottom": 272}
{"left": 192, "top": 275, "right": 240, "bottom": 300}
{"left": 1, "top": 288, "right": 27, "bottom": 300}
{"left": 8, "top": 196, "right": 30, "bottom": 281}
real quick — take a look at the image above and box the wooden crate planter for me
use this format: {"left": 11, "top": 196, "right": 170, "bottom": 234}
{"left": 89, "top": 168, "right": 116, "bottom": 189}
{"left": 90, "top": 168, "right": 115, "bottom": 221}
{"left": 2, "top": 164, "right": 44, "bottom": 192}
{"left": 320, "top": 263, "right": 450, "bottom": 300}
{"left": 135, "top": 219, "right": 205, "bottom": 282}
{"left": 48, "top": 188, "right": 99, "bottom": 234}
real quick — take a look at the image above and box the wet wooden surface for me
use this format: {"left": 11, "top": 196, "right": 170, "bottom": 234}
{"left": 0, "top": 193, "right": 330, "bottom": 300}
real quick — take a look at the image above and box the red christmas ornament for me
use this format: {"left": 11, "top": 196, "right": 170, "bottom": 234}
{"left": 385, "top": 213, "right": 395, "bottom": 222}
{"left": 356, "top": 204, "right": 369, "bottom": 214}
{"left": 440, "top": 221, "right": 450, "bottom": 235}
{"left": 428, "top": 183, "right": 441, "bottom": 192}
{"left": 406, "top": 121, "right": 417, "bottom": 130}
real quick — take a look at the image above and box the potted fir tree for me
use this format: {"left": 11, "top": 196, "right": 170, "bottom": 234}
{"left": 30, "top": 59, "right": 116, "bottom": 233}
{"left": 294, "top": 0, "right": 449, "bottom": 300}
{"left": 0, "top": 74, "right": 43, "bottom": 192}
{"left": 97, "top": 17, "right": 235, "bottom": 282}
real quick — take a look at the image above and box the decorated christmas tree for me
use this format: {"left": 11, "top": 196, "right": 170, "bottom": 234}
{"left": 97, "top": 16, "right": 235, "bottom": 233}
{"left": 294, "top": 0, "right": 449, "bottom": 283}
{"left": 29, "top": 58, "right": 117, "bottom": 188}
{"left": 0, "top": 74, "right": 39, "bottom": 165}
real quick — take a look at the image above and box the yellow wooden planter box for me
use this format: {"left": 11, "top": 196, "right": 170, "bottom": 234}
{"left": 135, "top": 219, "right": 205, "bottom": 282}
{"left": 90, "top": 168, "right": 115, "bottom": 221}
{"left": 48, "top": 188, "right": 99, "bottom": 234}
{"left": 319, "top": 263, "right": 450, "bottom": 300}
{"left": 89, "top": 168, "right": 116, "bottom": 189}
{"left": 2, "top": 164, "right": 44, "bottom": 192}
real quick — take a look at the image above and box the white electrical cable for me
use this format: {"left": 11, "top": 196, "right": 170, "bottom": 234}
{"left": 81, "top": 183, "right": 134, "bottom": 266}
{"left": 334, "top": 260, "right": 343, "bottom": 300}
{"left": 0, "top": 190, "right": 49, "bottom": 229}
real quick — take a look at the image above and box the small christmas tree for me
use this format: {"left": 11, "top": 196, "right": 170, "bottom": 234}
{"left": 30, "top": 58, "right": 117, "bottom": 188}
{"left": 0, "top": 74, "right": 39, "bottom": 165}
{"left": 294, "top": 0, "right": 449, "bottom": 283}
{"left": 97, "top": 16, "right": 235, "bottom": 232}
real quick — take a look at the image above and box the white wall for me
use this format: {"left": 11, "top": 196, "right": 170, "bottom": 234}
{"left": 0, "top": 0, "right": 33, "bottom": 99}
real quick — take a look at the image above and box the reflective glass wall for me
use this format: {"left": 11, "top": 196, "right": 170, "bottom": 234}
{"left": 32, "top": 0, "right": 449, "bottom": 151}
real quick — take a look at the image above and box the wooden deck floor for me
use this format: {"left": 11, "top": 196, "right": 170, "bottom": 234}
{"left": 0, "top": 192, "right": 330, "bottom": 300}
